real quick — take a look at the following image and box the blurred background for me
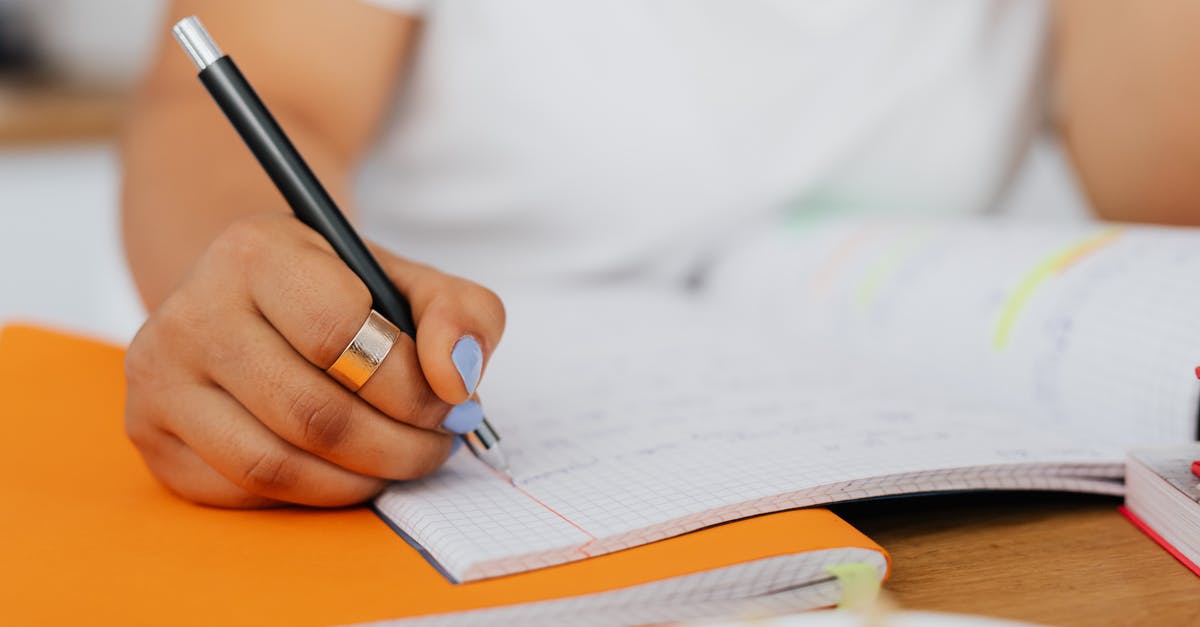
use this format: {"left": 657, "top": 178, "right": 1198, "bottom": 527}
{"left": 0, "top": 0, "right": 1091, "bottom": 344}
{"left": 0, "top": 0, "right": 163, "bottom": 342}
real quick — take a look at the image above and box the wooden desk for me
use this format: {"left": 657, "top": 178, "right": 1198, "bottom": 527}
{"left": 0, "top": 83, "right": 125, "bottom": 144}
{"left": 834, "top": 493, "right": 1200, "bottom": 626}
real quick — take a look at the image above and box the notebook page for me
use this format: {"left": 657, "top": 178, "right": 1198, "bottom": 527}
{"left": 376, "top": 286, "right": 1122, "bottom": 582}
{"left": 708, "top": 218, "right": 1200, "bottom": 445}
{"left": 358, "top": 548, "right": 884, "bottom": 627}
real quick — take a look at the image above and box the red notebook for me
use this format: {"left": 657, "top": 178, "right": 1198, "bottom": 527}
{"left": 1122, "top": 448, "right": 1200, "bottom": 577}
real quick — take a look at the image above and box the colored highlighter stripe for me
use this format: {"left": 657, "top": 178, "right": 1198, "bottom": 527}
{"left": 992, "top": 228, "right": 1123, "bottom": 351}
{"left": 854, "top": 229, "right": 930, "bottom": 307}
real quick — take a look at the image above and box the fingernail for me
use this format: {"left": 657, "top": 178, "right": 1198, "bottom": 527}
{"left": 442, "top": 400, "right": 484, "bottom": 434}
{"left": 452, "top": 336, "right": 483, "bottom": 396}
{"left": 449, "top": 437, "right": 464, "bottom": 456}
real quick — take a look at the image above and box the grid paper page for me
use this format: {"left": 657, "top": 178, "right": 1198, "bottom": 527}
{"left": 377, "top": 286, "right": 1125, "bottom": 581}
{"left": 710, "top": 219, "right": 1200, "bottom": 444}
{"left": 352, "top": 548, "right": 885, "bottom": 627}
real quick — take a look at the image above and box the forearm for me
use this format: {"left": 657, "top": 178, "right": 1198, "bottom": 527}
{"left": 120, "top": 89, "right": 355, "bottom": 310}
{"left": 1056, "top": 1, "right": 1200, "bottom": 225}
{"left": 120, "top": 0, "right": 414, "bottom": 311}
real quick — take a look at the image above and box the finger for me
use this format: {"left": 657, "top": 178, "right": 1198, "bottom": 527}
{"left": 208, "top": 213, "right": 374, "bottom": 371}
{"left": 207, "top": 311, "right": 455, "bottom": 478}
{"left": 162, "top": 382, "right": 387, "bottom": 507}
{"left": 123, "top": 326, "right": 273, "bottom": 507}
{"left": 348, "top": 319, "right": 458, "bottom": 432}
{"left": 211, "top": 215, "right": 455, "bottom": 430}
{"left": 374, "top": 248, "right": 506, "bottom": 405}
{"left": 129, "top": 422, "right": 282, "bottom": 509}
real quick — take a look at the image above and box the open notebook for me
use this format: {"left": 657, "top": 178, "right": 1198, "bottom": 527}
{"left": 377, "top": 218, "right": 1200, "bottom": 583}
{"left": 0, "top": 325, "right": 888, "bottom": 627}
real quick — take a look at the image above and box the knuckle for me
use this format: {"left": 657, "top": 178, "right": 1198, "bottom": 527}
{"left": 345, "top": 279, "right": 373, "bottom": 314}
{"left": 123, "top": 328, "right": 159, "bottom": 391}
{"left": 154, "top": 304, "right": 190, "bottom": 341}
{"left": 123, "top": 407, "right": 158, "bottom": 454}
{"left": 154, "top": 293, "right": 210, "bottom": 345}
{"left": 288, "top": 389, "right": 353, "bottom": 453}
{"left": 209, "top": 216, "right": 274, "bottom": 266}
{"left": 238, "top": 447, "right": 296, "bottom": 495}
{"left": 124, "top": 316, "right": 190, "bottom": 399}
{"left": 309, "top": 287, "right": 370, "bottom": 367}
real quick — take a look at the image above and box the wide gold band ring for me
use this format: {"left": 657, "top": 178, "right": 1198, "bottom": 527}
{"left": 325, "top": 309, "right": 400, "bottom": 392}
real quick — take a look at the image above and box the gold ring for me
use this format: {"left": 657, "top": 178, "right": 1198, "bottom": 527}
{"left": 325, "top": 309, "right": 400, "bottom": 392}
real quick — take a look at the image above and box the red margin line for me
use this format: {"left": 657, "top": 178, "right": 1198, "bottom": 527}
{"left": 481, "top": 463, "right": 598, "bottom": 558}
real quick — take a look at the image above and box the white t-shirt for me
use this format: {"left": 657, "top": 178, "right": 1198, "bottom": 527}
{"left": 357, "top": 0, "right": 1049, "bottom": 284}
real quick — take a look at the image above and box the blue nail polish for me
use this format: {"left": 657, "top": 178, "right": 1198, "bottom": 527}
{"left": 452, "top": 336, "right": 483, "bottom": 396}
{"left": 442, "top": 400, "right": 484, "bottom": 434}
{"left": 449, "top": 437, "right": 464, "bottom": 456}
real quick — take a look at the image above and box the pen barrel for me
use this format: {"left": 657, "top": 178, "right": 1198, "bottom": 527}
{"left": 197, "top": 56, "right": 416, "bottom": 337}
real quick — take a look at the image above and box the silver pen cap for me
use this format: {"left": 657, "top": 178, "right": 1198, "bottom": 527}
{"left": 172, "top": 16, "right": 223, "bottom": 70}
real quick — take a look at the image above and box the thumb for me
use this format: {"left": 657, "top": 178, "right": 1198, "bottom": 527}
{"left": 372, "top": 247, "right": 506, "bottom": 406}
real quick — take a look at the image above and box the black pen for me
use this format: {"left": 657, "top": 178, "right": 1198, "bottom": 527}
{"left": 171, "top": 16, "right": 510, "bottom": 478}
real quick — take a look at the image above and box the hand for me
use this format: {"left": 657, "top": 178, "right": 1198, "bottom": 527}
{"left": 123, "top": 213, "right": 505, "bottom": 508}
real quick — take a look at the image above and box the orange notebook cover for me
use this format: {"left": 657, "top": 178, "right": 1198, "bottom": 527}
{"left": 0, "top": 324, "right": 888, "bottom": 626}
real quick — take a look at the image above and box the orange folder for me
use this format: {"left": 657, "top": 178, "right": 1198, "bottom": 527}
{"left": 0, "top": 324, "right": 888, "bottom": 626}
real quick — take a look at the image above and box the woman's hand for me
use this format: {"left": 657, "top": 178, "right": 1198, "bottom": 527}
{"left": 123, "top": 213, "right": 505, "bottom": 508}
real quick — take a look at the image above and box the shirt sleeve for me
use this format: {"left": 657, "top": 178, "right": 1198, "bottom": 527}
{"left": 359, "top": 0, "right": 431, "bottom": 15}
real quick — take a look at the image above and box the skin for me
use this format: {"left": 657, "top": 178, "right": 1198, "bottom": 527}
{"left": 121, "top": 0, "right": 504, "bottom": 508}
{"left": 1057, "top": 0, "right": 1200, "bottom": 225}
{"left": 122, "top": 0, "right": 1200, "bottom": 508}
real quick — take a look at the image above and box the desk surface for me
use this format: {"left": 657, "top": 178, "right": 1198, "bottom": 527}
{"left": 834, "top": 493, "right": 1200, "bottom": 626}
